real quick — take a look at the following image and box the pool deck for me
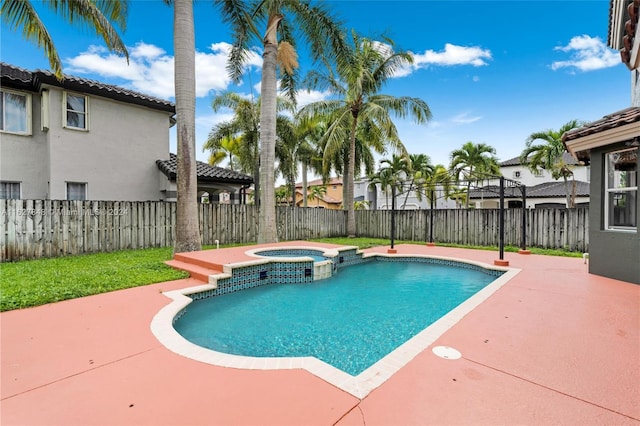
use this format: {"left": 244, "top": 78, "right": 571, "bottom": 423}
{"left": 1, "top": 243, "right": 639, "bottom": 425}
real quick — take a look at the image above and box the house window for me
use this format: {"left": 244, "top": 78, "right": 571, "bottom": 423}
{"left": 0, "top": 89, "right": 31, "bottom": 135}
{"left": 513, "top": 171, "right": 521, "bottom": 179}
{"left": 64, "top": 92, "right": 88, "bottom": 130}
{"left": 66, "top": 182, "right": 87, "bottom": 200}
{"left": 0, "top": 181, "right": 21, "bottom": 199}
{"left": 605, "top": 148, "right": 637, "bottom": 231}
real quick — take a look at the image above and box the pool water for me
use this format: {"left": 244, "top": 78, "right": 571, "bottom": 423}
{"left": 174, "top": 259, "right": 499, "bottom": 376}
{"left": 253, "top": 248, "right": 329, "bottom": 262}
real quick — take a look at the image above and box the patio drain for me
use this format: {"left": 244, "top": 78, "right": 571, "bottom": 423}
{"left": 432, "top": 346, "right": 462, "bottom": 360}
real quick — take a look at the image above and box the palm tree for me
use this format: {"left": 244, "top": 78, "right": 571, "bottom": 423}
{"left": 354, "top": 200, "right": 370, "bottom": 210}
{"left": 308, "top": 185, "right": 327, "bottom": 207}
{"left": 377, "top": 154, "right": 409, "bottom": 209}
{"left": 276, "top": 112, "right": 322, "bottom": 205}
{"left": 301, "top": 32, "right": 432, "bottom": 236}
{"left": 204, "top": 134, "right": 240, "bottom": 169}
{"left": 173, "top": 0, "right": 201, "bottom": 252}
{"left": 520, "top": 120, "right": 582, "bottom": 208}
{"left": 274, "top": 185, "right": 291, "bottom": 206}
{"left": 1, "top": 0, "right": 129, "bottom": 79}
{"left": 424, "top": 164, "right": 455, "bottom": 206}
{"left": 207, "top": 91, "right": 294, "bottom": 203}
{"left": 369, "top": 168, "right": 394, "bottom": 209}
{"left": 449, "top": 141, "right": 500, "bottom": 208}
{"left": 206, "top": 92, "right": 261, "bottom": 188}
{"left": 217, "top": 0, "right": 347, "bottom": 244}
{"left": 402, "top": 153, "right": 433, "bottom": 209}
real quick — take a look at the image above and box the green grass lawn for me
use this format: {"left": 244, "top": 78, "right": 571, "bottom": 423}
{"left": 0, "top": 247, "right": 188, "bottom": 312}
{"left": 310, "top": 237, "right": 583, "bottom": 258}
{"left": 0, "top": 238, "right": 581, "bottom": 312}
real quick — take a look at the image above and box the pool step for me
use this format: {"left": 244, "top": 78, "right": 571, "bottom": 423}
{"left": 165, "top": 258, "right": 223, "bottom": 283}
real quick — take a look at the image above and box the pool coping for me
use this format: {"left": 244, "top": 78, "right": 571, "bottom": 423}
{"left": 150, "top": 252, "right": 520, "bottom": 399}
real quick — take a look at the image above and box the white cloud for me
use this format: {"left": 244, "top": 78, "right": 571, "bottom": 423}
{"left": 413, "top": 44, "right": 492, "bottom": 68}
{"left": 451, "top": 112, "right": 482, "bottom": 124}
{"left": 65, "top": 41, "right": 263, "bottom": 99}
{"left": 551, "top": 35, "right": 619, "bottom": 72}
{"left": 295, "top": 88, "right": 332, "bottom": 107}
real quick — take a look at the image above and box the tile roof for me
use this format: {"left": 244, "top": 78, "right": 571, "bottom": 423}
{"left": 0, "top": 62, "right": 32, "bottom": 85}
{"left": 469, "top": 180, "right": 590, "bottom": 199}
{"left": 295, "top": 177, "right": 342, "bottom": 187}
{"left": 157, "top": 153, "right": 253, "bottom": 185}
{"left": 562, "top": 107, "right": 640, "bottom": 142}
{"left": 618, "top": 0, "right": 639, "bottom": 69}
{"left": 1, "top": 62, "right": 175, "bottom": 113}
{"left": 500, "top": 152, "right": 581, "bottom": 167}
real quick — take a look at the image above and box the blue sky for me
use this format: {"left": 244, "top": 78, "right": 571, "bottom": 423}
{"left": 1, "top": 0, "right": 630, "bottom": 178}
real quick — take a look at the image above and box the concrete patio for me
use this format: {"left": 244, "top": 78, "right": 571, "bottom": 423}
{"left": 1, "top": 244, "right": 638, "bottom": 425}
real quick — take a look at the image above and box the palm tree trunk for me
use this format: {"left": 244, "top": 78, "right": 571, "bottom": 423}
{"left": 342, "top": 149, "right": 349, "bottom": 210}
{"left": 402, "top": 178, "right": 414, "bottom": 209}
{"left": 302, "top": 162, "right": 308, "bottom": 208}
{"left": 257, "top": 32, "right": 279, "bottom": 243}
{"left": 288, "top": 173, "right": 295, "bottom": 207}
{"left": 173, "top": 0, "right": 201, "bottom": 253}
{"left": 346, "top": 117, "right": 358, "bottom": 237}
{"left": 563, "top": 176, "right": 572, "bottom": 208}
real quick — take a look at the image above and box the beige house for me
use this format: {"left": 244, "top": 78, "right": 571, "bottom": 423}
{"left": 294, "top": 177, "right": 343, "bottom": 209}
{"left": 0, "top": 63, "right": 252, "bottom": 202}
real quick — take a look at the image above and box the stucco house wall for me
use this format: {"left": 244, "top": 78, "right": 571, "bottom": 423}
{"left": 588, "top": 143, "right": 639, "bottom": 284}
{"left": 353, "top": 178, "right": 458, "bottom": 210}
{"left": 42, "top": 86, "right": 171, "bottom": 201}
{"left": 0, "top": 89, "right": 50, "bottom": 199}
{"left": 1, "top": 63, "right": 174, "bottom": 201}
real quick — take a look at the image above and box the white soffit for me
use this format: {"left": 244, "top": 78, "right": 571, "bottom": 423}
{"left": 565, "top": 121, "right": 640, "bottom": 155}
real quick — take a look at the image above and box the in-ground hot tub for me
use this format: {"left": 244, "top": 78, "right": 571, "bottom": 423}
{"left": 246, "top": 247, "right": 337, "bottom": 280}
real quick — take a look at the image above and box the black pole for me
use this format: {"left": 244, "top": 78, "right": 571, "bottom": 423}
{"left": 521, "top": 185, "right": 527, "bottom": 251}
{"left": 390, "top": 185, "right": 396, "bottom": 249}
{"left": 429, "top": 189, "right": 434, "bottom": 243}
{"left": 499, "top": 176, "right": 505, "bottom": 260}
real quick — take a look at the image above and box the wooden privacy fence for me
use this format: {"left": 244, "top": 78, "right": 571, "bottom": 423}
{"left": 0, "top": 199, "right": 589, "bottom": 261}
{"left": 355, "top": 208, "right": 589, "bottom": 252}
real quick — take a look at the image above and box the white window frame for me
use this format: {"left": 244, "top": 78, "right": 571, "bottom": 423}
{"left": 0, "top": 89, "right": 32, "bottom": 135}
{"left": 66, "top": 182, "right": 87, "bottom": 201}
{"left": 0, "top": 181, "right": 21, "bottom": 199}
{"left": 63, "top": 92, "right": 89, "bottom": 131}
{"left": 604, "top": 147, "right": 637, "bottom": 232}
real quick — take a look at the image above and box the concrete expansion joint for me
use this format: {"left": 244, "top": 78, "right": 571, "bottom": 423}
{"left": 464, "top": 357, "right": 639, "bottom": 422}
{"left": 2, "top": 347, "right": 158, "bottom": 402}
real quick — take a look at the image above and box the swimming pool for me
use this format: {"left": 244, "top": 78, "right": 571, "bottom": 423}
{"left": 174, "top": 259, "right": 500, "bottom": 375}
{"left": 151, "top": 246, "right": 519, "bottom": 398}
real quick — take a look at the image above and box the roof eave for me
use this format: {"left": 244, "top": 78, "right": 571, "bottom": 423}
{"left": 564, "top": 121, "right": 640, "bottom": 161}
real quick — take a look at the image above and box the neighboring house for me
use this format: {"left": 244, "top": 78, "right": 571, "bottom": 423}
{"left": 294, "top": 177, "right": 342, "bottom": 209}
{"left": 561, "top": 0, "right": 639, "bottom": 284}
{"left": 1, "top": 62, "right": 174, "bottom": 201}
{"left": 469, "top": 153, "right": 590, "bottom": 208}
{"left": 156, "top": 153, "right": 252, "bottom": 203}
{"left": 353, "top": 177, "right": 457, "bottom": 210}
{"left": 0, "top": 62, "right": 252, "bottom": 202}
